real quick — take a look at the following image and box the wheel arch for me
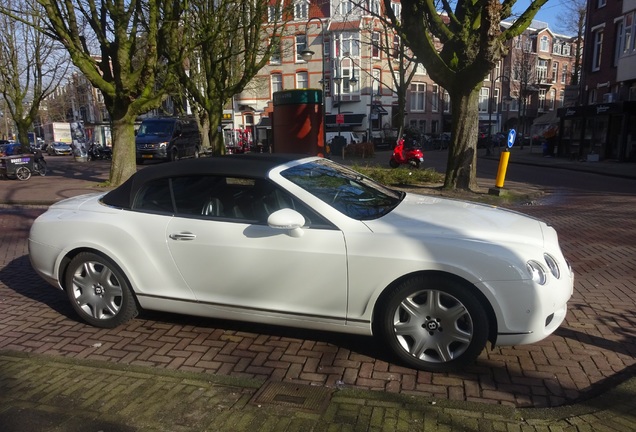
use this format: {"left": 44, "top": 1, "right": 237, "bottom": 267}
{"left": 371, "top": 270, "right": 499, "bottom": 346}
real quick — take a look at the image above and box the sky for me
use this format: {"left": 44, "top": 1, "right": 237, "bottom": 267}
{"left": 511, "top": 0, "right": 571, "bottom": 33}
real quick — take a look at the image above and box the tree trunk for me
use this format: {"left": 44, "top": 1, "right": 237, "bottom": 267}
{"left": 109, "top": 116, "right": 138, "bottom": 186}
{"left": 445, "top": 89, "right": 480, "bottom": 191}
{"left": 16, "top": 121, "right": 30, "bottom": 153}
{"left": 206, "top": 104, "right": 225, "bottom": 156}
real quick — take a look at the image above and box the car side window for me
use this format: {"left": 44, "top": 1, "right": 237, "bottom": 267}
{"left": 133, "top": 178, "right": 174, "bottom": 214}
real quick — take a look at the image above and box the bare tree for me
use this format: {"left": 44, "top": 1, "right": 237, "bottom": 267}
{"left": 556, "top": 0, "right": 585, "bottom": 85}
{"left": 383, "top": 0, "right": 548, "bottom": 191}
{"left": 0, "top": 0, "right": 186, "bottom": 186}
{"left": 510, "top": 40, "right": 537, "bottom": 140}
{"left": 163, "top": 0, "right": 290, "bottom": 155}
{"left": 0, "top": 0, "right": 68, "bottom": 152}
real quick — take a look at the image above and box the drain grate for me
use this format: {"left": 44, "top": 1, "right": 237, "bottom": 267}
{"left": 250, "top": 381, "right": 333, "bottom": 413}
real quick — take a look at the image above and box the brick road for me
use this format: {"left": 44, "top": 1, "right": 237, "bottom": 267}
{"left": 0, "top": 162, "right": 635, "bottom": 410}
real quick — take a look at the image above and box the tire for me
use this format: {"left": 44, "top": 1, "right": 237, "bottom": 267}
{"left": 169, "top": 148, "right": 179, "bottom": 162}
{"left": 64, "top": 252, "right": 138, "bottom": 328}
{"left": 389, "top": 158, "right": 399, "bottom": 168}
{"left": 193, "top": 147, "right": 200, "bottom": 158}
{"left": 35, "top": 161, "right": 47, "bottom": 176}
{"left": 408, "top": 159, "right": 421, "bottom": 169}
{"left": 376, "top": 274, "right": 489, "bottom": 372}
{"left": 16, "top": 166, "right": 31, "bottom": 181}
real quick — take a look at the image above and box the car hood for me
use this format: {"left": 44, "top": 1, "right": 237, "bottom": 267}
{"left": 363, "top": 193, "right": 545, "bottom": 247}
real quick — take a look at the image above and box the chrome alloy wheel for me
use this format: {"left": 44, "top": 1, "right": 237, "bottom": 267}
{"left": 71, "top": 260, "right": 123, "bottom": 320}
{"left": 392, "top": 289, "right": 473, "bottom": 363}
{"left": 379, "top": 275, "right": 489, "bottom": 371}
{"left": 65, "top": 252, "right": 138, "bottom": 328}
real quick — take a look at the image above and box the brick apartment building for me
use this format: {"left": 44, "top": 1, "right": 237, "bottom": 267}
{"left": 558, "top": 0, "right": 636, "bottom": 162}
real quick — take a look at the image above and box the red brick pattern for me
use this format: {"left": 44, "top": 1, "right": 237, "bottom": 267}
{"left": 1, "top": 190, "right": 635, "bottom": 408}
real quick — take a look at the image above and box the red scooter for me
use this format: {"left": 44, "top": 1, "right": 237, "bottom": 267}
{"left": 389, "top": 138, "right": 424, "bottom": 168}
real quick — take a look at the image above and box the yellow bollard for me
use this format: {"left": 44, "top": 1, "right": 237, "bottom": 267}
{"left": 495, "top": 149, "right": 510, "bottom": 188}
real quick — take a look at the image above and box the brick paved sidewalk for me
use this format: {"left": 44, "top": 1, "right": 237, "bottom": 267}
{"left": 1, "top": 351, "right": 635, "bottom": 432}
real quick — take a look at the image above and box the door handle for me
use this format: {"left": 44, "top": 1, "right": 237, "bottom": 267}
{"left": 169, "top": 232, "right": 196, "bottom": 241}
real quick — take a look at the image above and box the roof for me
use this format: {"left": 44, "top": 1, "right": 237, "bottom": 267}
{"left": 102, "top": 153, "right": 308, "bottom": 209}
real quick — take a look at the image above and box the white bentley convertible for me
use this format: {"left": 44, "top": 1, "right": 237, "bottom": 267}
{"left": 29, "top": 154, "right": 573, "bottom": 371}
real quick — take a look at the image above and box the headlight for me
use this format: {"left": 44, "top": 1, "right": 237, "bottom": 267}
{"left": 526, "top": 260, "right": 547, "bottom": 285}
{"left": 159, "top": 142, "right": 168, "bottom": 148}
{"left": 543, "top": 254, "right": 560, "bottom": 279}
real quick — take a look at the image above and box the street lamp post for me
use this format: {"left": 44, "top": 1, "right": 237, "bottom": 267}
{"left": 488, "top": 74, "right": 509, "bottom": 154}
{"left": 488, "top": 74, "right": 510, "bottom": 136}
{"left": 300, "top": 18, "right": 326, "bottom": 155}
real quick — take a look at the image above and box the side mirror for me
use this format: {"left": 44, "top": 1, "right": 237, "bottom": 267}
{"left": 267, "top": 208, "right": 306, "bottom": 238}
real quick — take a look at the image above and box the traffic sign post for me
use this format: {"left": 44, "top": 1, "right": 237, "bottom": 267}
{"left": 489, "top": 129, "right": 515, "bottom": 196}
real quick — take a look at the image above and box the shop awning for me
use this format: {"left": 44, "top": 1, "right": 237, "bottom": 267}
{"left": 256, "top": 117, "right": 271, "bottom": 129}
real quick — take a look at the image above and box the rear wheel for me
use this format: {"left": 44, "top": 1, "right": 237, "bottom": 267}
{"left": 35, "top": 161, "right": 47, "bottom": 176}
{"left": 389, "top": 158, "right": 399, "bottom": 168}
{"left": 64, "top": 252, "right": 138, "bottom": 328}
{"left": 377, "top": 274, "right": 489, "bottom": 372}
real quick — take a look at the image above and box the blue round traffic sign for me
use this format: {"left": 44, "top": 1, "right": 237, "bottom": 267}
{"left": 507, "top": 129, "right": 516, "bottom": 148}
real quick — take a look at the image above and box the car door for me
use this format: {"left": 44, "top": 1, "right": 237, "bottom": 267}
{"left": 165, "top": 176, "right": 348, "bottom": 321}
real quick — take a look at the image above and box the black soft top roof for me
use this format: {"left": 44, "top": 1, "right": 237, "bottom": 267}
{"left": 102, "top": 153, "right": 310, "bottom": 209}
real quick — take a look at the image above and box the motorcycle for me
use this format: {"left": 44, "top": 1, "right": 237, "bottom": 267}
{"left": 88, "top": 143, "right": 113, "bottom": 161}
{"left": 389, "top": 138, "right": 424, "bottom": 168}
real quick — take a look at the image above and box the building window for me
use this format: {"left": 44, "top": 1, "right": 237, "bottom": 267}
{"left": 370, "top": 0, "right": 380, "bottom": 15}
{"left": 372, "top": 32, "right": 380, "bottom": 58}
{"left": 615, "top": 19, "right": 625, "bottom": 65}
{"left": 410, "top": 83, "right": 426, "bottom": 111}
{"left": 392, "top": 35, "right": 400, "bottom": 58}
{"left": 295, "top": 34, "right": 307, "bottom": 62}
{"left": 296, "top": 72, "right": 308, "bottom": 89}
{"left": 270, "top": 41, "right": 281, "bottom": 64}
{"left": 552, "top": 62, "right": 558, "bottom": 82}
{"left": 537, "top": 59, "right": 548, "bottom": 82}
{"left": 338, "top": 0, "right": 354, "bottom": 15}
{"left": 553, "top": 42, "right": 562, "bottom": 55}
{"left": 431, "top": 85, "right": 439, "bottom": 112}
{"left": 415, "top": 63, "right": 426, "bottom": 75}
{"left": 563, "top": 44, "right": 571, "bottom": 56}
{"left": 598, "top": 0, "right": 606, "bottom": 7}
{"left": 479, "top": 87, "right": 489, "bottom": 112}
{"left": 391, "top": 1, "right": 401, "bottom": 17}
{"left": 592, "top": 30, "right": 603, "bottom": 71}
{"left": 443, "top": 89, "right": 451, "bottom": 113}
{"left": 271, "top": 73, "right": 283, "bottom": 97}
{"left": 560, "top": 89, "right": 565, "bottom": 107}
{"left": 550, "top": 89, "right": 556, "bottom": 110}
{"left": 622, "top": 13, "right": 634, "bottom": 56}
{"left": 561, "top": 64, "right": 568, "bottom": 84}
{"left": 268, "top": 5, "right": 282, "bottom": 22}
{"left": 341, "top": 67, "right": 359, "bottom": 94}
{"left": 540, "top": 35, "right": 549, "bottom": 52}
{"left": 335, "top": 32, "right": 360, "bottom": 57}
{"left": 294, "top": 0, "right": 309, "bottom": 20}
{"left": 372, "top": 69, "right": 381, "bottom": 95}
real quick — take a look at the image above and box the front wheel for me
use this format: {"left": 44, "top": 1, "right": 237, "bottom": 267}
{"left": 64, "top": 252, "right": 139, "bottom": 328}
{"left": 376, "top": 275, "right": 489, "bottom": 372}
{"left": 169, "top": 148, "right": 179, "bottom": 162}
{"left": 16, "top": 166, "right": 31, "bottom": 181}
{"left": 408, "top": 158, "right": 421, "bottom": 169}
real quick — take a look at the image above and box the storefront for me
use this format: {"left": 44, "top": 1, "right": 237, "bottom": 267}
{"left": 557, "top": 101, "right": 636, "bottom": 162}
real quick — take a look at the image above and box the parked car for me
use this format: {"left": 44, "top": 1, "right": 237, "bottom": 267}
{"left": 0, "top": 141, "right": 22, "bottom": 156}
{"left": 135, "top": 117, "right": 201, "bottom": 163}
{"left": 28, "top": 154, "right": 573, "bottom": 372}
{"left": 47, "top": 142, "right": 73, "bottom": 156}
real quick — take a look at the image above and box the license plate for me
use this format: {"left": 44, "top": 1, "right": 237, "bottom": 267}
{"left": 142, "top": 154, "right": 153, "bottom": 159}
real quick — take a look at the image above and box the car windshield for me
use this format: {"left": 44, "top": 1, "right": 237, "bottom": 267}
{"left": 281, "top": 159, "right": 404, "bottom": 220}
{"left": 137, "top": 121, "right": 173, "bottom": 136}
